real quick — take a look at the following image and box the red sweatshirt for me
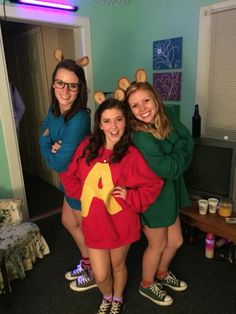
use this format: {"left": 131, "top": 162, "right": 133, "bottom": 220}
{"left": 60, "top": 138, "right": 163, "bottom": 249}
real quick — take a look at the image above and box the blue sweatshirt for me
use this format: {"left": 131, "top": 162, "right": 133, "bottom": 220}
{"left": 39, "top": 107, "right": 91, "bottom": 173}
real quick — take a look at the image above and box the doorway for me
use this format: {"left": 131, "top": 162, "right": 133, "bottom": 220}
{"left": 0, "top": 6, "right": 94, "bottom": 220}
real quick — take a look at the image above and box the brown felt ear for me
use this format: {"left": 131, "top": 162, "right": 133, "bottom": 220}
{"left": 118, "top": 77, "right": 131, "bottom": 92}
{"left": 135, "top": 69, "right": 147, "bottom": 83}
{"left": 76, "top": 56, "right": 89, "bottom": 67}
{"left": 54, "top": 49, "right": 64, "bottom": 62}
{"left": 94, "top": 91, "right": 106, "bottom": 105}
{"left": 114, "top": 89, "right": 125, "bottom": 101}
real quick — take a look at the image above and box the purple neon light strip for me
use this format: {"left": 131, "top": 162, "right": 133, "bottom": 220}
{"left": 19, "top": 0, "right": 77, "bottom": 10}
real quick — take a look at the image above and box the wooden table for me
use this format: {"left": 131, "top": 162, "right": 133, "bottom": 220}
{"left": 180, "top": 202, "right": 236, "bottom": 244}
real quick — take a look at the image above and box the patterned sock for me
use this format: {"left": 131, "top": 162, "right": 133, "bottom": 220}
{"left": 113, "top": 296, "right": 123, "bottom": 304}
{"left": 82, "top": 257, "right": 91, "bottom": 271}
{"left": 103, "top": 295, "right": 113, "bottom": 302}
{"left": 156, "top": 270, "right": 167, "bottom": 280}
{"left": 141, "top": 279, "right": 154, "bottom": 288}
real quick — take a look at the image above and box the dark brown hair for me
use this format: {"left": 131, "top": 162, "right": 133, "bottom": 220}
{"left": 82, "top": 98, "right": 132, "bottom": 164}
{"left": 50, "top": 59, "right": 88, "bottom": 121}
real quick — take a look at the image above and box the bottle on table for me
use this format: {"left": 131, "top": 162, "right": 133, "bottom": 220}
{"left": 205, "top": 233, "right": 215, "bottom": 258}
{"left": 192, "top": 104, "right": 201, "bottom": 138}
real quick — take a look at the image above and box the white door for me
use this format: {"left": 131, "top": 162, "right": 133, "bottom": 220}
{"left": 10, "top": 26, "right": 59, "bottom": 186}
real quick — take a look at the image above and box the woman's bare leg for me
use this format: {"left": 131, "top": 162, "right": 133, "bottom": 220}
{"left": 110, "top": 245, "right": 130, "bottom": 298}
{"left": 157, "top": 216, "right": 183, "bottom": 273}
{"left": 61, "top": 197, "right": 88, "bottom": 257}
{"left": 142, "top": 226, "right": 167, "bottom": 282}
{"left": 88, "top": 248, "right": 113, "bottom": 296}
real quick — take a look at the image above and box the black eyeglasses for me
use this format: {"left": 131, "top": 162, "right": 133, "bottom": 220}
{"left": 54, "top": 79, "right": 80, "bottom": 92}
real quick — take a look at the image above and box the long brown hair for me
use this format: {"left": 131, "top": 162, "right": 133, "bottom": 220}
{"left": 82, "top": 98, "right": 132, "bottom": 164}
{"left": 125, "top": 82, "right": 171, "bottom": 139}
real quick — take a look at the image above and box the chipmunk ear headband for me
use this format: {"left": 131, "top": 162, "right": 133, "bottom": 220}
{"left": 54, "top": 49, "right": 89, "bottom": 67}
{"left": 94, "top": 68, "right": 147, "bottom": 105}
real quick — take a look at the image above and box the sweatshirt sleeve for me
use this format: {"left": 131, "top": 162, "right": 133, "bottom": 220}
{"left": 39, "top": 110, "right": 91, "bottom": 172}
{"left": 132, "top": 131, "right": 191, "bottom": 180}
{"left": 171, "top": 119, "right": 194, "bottom": 171}
{"left": 124, "top": 149, "right": 164, "bottom": 213}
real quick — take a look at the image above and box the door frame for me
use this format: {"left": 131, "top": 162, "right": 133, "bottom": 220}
{"left": 0, "top": 4, "right": 94, "bottom": 220}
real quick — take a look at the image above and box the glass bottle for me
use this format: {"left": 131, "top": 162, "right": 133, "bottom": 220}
{"left": 192, "top": 104, "right": 201, "bottom": 138}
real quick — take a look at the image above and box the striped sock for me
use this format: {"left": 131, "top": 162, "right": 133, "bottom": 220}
{"left": 82, "top": 257, "right": 91, "bottom": 270}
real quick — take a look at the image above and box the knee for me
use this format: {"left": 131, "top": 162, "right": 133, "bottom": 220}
{"left": 176, "top": 235, "right": 183, "bottom": 249}
{"left": 95, "top": 271, "right": 111, "bottom": 285}
{"left": 148, "top": 237, "right": 167, "bottom": 252}
{"left": 169, "top": 234, "right": 183, "bottom": 250}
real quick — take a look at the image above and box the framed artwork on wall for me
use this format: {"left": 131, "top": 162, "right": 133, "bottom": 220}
{"left": 153, "top": 37, "right": 183, "bottom": 70}
{"left": 153, "top": 72, "right": 182, "bottom": 101}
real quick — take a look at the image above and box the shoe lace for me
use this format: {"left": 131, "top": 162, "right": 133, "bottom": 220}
{"left": 97, "top": 299, "right": 111, "bottom": 314}
{"left": 165, "top": 271, "right": 179, "bottom": 285}
{"left": 110, "top": 301, "right": 122, "bottom": 314}
{"left": 150, "top": 283, "right": 167, "bottom": 299}
{"left": 71, "top": 262, "right": 83, "bottom": 276}
{"left": 76, "top": 271, "right": 90, "bottom": 285}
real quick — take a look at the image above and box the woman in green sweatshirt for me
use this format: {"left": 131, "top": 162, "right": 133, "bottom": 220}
{"left": 125, "top": 81, "right": 194, "bottom": 307}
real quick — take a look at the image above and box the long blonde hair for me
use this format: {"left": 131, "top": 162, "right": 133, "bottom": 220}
{"left": 125, "top": 82, "right": 171, "bottom": 139}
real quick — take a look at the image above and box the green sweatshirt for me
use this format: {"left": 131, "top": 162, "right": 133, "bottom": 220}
{"left": 132, "top": 113, "right": 194, "bottom": 227}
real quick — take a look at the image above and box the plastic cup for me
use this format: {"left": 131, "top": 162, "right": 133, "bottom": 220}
{"left": 198, "top": 199, "right": 208, "bottom": 215}
{"left": 208, "top": 198, "right": 218, "bottom": 214}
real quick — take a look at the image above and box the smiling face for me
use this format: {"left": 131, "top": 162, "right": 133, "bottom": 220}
{"left": 127, "top": 88, "right": 157, "bottom": 124}
{"left": 53, "top": 68, "right": 79, "bottom": 114}
{"left": 100, "top": 107, "right": 126, "bottom": 150}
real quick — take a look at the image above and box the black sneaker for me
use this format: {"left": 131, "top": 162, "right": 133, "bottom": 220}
{"left": 96, "top": 298, "right": 112, "bottom": 314}
{"left": 157, "top": 271, "right": 187, "bottom": 291}
{"left": 65, "top": 260, "right": 84, "bottom": 280}
{"left": 110, "top": 301, "right": 125, "bottom": 314}
{"left": 139, "top": 282, "right": 173, "bottom": 306}
{"left": 69, "top": 270, "right": 97, "bottom": 292}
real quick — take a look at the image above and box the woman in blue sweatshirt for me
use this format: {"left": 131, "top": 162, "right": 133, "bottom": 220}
{"left": 39, "top": 55, "right": 95, "bottom": 291}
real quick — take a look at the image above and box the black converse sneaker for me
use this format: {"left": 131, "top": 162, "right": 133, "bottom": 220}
{"left": 65, "top": 260, "right": 84, "bottom": 280}
{"left": 139, "top": 282, "right": 173, "bottom": 306}
{"left": 96, "top": 298, "right": 112, "bottom": 314}
{"left": 69, "top": 270, "right": 97, "bottom": 291}
{"left": 157, "top": 271, "right": 187, "bottom": 291}
{"left": 110, "top": 301, "right": 125, "bottom": 314}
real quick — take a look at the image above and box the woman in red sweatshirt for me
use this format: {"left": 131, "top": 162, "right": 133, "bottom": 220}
{"left": 60, "top": 97, "right": 163, "bottom": 314}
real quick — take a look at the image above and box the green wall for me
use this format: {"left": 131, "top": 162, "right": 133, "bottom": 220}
{"left": 79, "top": 0, "right": 221, "bottom": 129}
{"left": 0, "top": 0, "right": 222, "bottom": 194}
{"left": 0, "top": 120, "right": 13, "bottom": 198}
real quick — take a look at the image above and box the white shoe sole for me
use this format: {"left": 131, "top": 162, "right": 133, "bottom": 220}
{"left": 65, "top": 273, "right": 82, "bottom": 281}
{"left": 70, "top": 282, "right": 97, "bottom": 292}
{"left": 162, "top": 283, "right": 188, "bottom": 291}
{"left": 139, "top": 289, "right": 173, "bottom": 306}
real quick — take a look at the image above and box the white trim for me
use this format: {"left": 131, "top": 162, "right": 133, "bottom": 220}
{"left": 195, "top": 0, "right": 236, "bottom": 135}
{"left": 0, "top": 4, "right": 94, "bottom": 220}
